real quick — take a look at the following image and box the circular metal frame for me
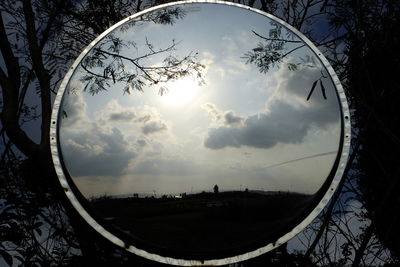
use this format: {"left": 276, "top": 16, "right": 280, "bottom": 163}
{"left": 50, "top": 1, "right": 351, "bottom": 265}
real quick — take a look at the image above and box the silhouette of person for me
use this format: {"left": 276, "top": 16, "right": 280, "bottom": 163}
{"left": 213, "top": 184, "right": 219, "bottom": 194}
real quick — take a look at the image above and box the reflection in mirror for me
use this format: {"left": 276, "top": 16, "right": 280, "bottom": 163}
{"left": 57, "top": 2, "right": 343, "bottom": 260}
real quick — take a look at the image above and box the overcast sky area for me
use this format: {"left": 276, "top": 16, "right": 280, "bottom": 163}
{"left": 58, "top": 3, "right": 342, "bottom": 198}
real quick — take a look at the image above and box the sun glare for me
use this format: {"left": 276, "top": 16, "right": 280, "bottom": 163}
{"left": 160, "top": 78, "right": 200, "bottom": 106}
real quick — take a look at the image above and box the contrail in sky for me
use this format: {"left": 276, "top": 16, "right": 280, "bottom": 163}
{"left": 265, "top": 151, "right": 338, "bottom": 169}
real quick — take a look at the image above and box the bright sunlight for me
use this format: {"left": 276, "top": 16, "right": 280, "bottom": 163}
{"left": 160, "top": 78, "right": 201, "bottom": 106}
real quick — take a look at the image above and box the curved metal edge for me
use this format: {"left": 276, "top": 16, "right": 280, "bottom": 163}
{"left": 50, "top": 0, "right": 352, "bottom": 266}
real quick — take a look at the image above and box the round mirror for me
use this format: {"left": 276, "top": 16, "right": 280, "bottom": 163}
{"left": 50, "top": 1, "right": 351, "bottom": 265}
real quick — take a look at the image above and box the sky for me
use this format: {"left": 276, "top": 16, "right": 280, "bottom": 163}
{"left": 57, "top": 3, "right": 342, "bottom": 198}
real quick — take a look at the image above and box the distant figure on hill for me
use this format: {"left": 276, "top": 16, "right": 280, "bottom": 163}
{"left": 213, "top": 184, "right": 219, "bottom": 194}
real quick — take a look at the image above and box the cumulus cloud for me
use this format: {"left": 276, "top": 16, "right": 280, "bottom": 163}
{"left": 201, "top": 102, "right": 222, "bottom": 120}
{"left": 205, "top": 101, "right": 308, "bottom": 149}
{"left": 60, "top": 94, "right": 138, "bottom": 177}
{"left": 59, "top": 93, "right": 169, "bottom": 177}
{"left": 142, "top": 120, "right": 168, "bottom": 135}
{"left": 204, "top": 66, "right": 340, "bottom": 150}
{"left": 107, "top": 103, "right": 168, "bottom": 135}
{"left": 109, "top": 110, "right": 136, "bottom": 121}
{"left": 202, "top": 102, "right": 244, "bottom": 127}
{"left": 137, "top": 139, "right": 147, "bottom": 147}
{"left": 63, "top": 127, "right": 137, "bottom": 176}
{"left": 135, "top": 114, "right": 151, "bottom": 123}
{"left": 60, "top": 91, "right": 89, "bottom": 129}
{"left": 224, "top": 111, "right": 244, "bottom": 126}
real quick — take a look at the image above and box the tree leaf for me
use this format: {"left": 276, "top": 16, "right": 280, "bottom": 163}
{"left": 0, "top": 249, "right": 13, "bottom": 266}
{"left": 320, "top": 80, "right": 327, "bottom": 99}
{"left": 306, "top": 80, "right": 319, "bottom": 101}
{"left": 35, "top": 227, "right": 42, "bottom": 236}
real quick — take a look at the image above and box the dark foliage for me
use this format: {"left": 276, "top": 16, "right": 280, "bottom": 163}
{"left": 342, "top": 0, "right": 400, "bottom": 259}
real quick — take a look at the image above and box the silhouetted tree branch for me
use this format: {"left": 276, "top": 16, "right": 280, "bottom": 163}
{"left": 80, "top": 35, "right": 205, "bottom": 95}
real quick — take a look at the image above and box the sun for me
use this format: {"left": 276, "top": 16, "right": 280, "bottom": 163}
{"left": 159, "top": 78, "right": 201, "bottom": 106}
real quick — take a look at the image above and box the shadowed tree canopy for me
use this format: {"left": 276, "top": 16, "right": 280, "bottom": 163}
{"left": 336, "top": 0, "right": 400, "bottom": 258}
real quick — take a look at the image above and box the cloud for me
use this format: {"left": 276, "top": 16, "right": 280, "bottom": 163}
{"left": 142, "top": 120, "right": 168, "bottom": 135}
{"left": 201, "top": 51, "right": 226, "bottom": 79}
{"left": 220, "top": 34, "right": 252, "bottom": 75}
{"left": 204, "top": 66, "right": 340, "bottom": 150}
{"left": 63, "top": 127, "right": 138, "bottom": 176}
{"left": 100, "top": 101, "right": 169, "bottom": 135}
{"left": 137, "top": 139, "right": 147, "bottom": 147}
{"left": 59, "top": 95, "right": 170, "bottom": 177}
{"left": 109, "top": 110, "right": 136, "bottom": 121}
{"left": 224, "top": 111, "right": 244, "bottom": 126}
{"left": 204, "top": 101, "right": 308, "bottom": 149}
{"left": 201, "top": 102, "right": 222, "bottom": 120}
{"left": 135, "top": 114, "right": 151, "bottom": 123}
{"left": 106, "top": 103, "right": 169, "bottom": 135}
{"left": 221, "top": 36, "right": 238, "bottom": 51}
{"left": 60, "top": 91, "right": 89, "bottom": 129}
{"left": 201, "top": 102, "right": 244, "bottom": 127}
